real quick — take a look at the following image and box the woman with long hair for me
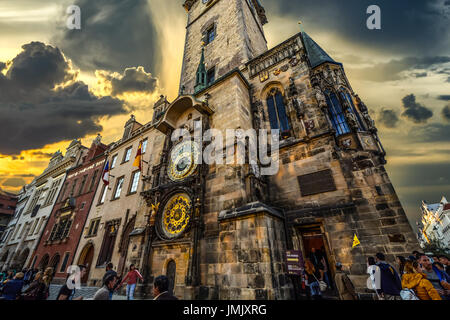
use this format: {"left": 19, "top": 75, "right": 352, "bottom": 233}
{"left": 396, "top": 256, "right": 406, "bottom": 275}
{"left": 401, "top": 260, "right": 441, "bottom": 300}
{"left": 304, "top": 258, "right": 322, "bottom": 300}
{"left": 119, "top": 264, "right": 144, "bottom": 300}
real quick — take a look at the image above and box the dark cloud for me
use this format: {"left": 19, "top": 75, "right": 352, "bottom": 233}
{"left": 53, "top": 0, "right": 159, "bottom": 73}
{"left": 99, "top": 67, "right": 158, "bottom": 96}
{"left": 409, "top": 123, "right": 450, "bottom": 142}
{"left": 443, "top": 105, "right": 450, "bottom": 122}
{"left": 30, "top": 151, "right": 53, "bottom": 158}
{"left": 0, "top": 42, "right": 127, "bottom": 155}
{"left": 438, "top": 95, "right": 450, "bottom": 101}
{"left": 401, "top": 94, "right": 433, "bottom": 124}
{"left": 349, "top": 56, "right": 450, "bottom": 82}
{"left": 377, "top": 108, "right": 399, "bottom": 128}
{"left": 2, "top": 177, "right": 26, "bottom": 188}
{"left": 267, "top": 0, "right": 450, "bottom": 56}
{"left": 5, "top": 42, "right": 75, "bottom": 91}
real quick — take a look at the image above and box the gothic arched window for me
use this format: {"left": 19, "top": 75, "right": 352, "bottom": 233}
{"left": 340, "top": 90, "right": 364, "bottom": 131}
{"left": 266, "top": 88, "right": 290, "bottom": 136}
{"left": 324, "top": 90, "right": 350, "bottom": 136}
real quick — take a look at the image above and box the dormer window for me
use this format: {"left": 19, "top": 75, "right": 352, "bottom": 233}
{"left": 123, "top": 126, "right": 132, "bottom": 140}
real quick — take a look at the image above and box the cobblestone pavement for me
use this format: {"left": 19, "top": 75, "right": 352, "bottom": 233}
{"left": 47, "top": 284, "right": 142, "bottom": 300}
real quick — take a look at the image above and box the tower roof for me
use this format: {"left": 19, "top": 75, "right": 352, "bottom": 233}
{"left": 301, "top": 32, "right": 341, "bottom": 69}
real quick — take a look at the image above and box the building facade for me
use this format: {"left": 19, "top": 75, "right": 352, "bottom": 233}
{"left": 0, "top": 185, "right": 30, "bottom": 271}
{"left": 29, "top": 136, "right": 108, "bottom": 282}
{"left": 100, "top": 0, "right": 417, "bottom": 300}
{"left": 0, "top": 140, "right": 87, "bottom": 272}
{"left": 418, "top": 197, "right": 450, "bottom": 251}
{"left": 73, "top": 115, "right": 165, "bottom": 286}
{"left": 4, "top": 0, "right": 420, "bottom": 300}
{"left": 0, "top": 189, "right": 18, "bottom": 241}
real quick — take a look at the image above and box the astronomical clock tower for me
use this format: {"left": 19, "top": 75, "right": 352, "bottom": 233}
{"left": 138, "top": 0, "right": 419, "bottom": 300}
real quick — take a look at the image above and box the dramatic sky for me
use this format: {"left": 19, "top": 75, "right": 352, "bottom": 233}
{"left": 0, "top": 0, "right": 449, "bottom": 231}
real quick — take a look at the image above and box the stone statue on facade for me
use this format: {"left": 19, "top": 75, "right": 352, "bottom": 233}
{"left": 345, "top": 108, "right": 359, "bottom": 130}
{"left": 93, "top": 133, "right": 102, "bottom": 145}
{"left": 314, "top": 87, "right": 327, "bottom": 109}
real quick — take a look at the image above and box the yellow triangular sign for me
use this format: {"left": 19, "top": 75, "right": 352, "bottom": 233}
{"left": 352, "top": 234, "right": 360, "bottom": 248}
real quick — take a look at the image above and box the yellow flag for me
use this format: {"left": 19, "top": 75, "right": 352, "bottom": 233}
{"left": 352, "top": 234, "right": 360, "bottom": 248}
{"left": 133, "top": 142, "right": 142, "bottom": 171}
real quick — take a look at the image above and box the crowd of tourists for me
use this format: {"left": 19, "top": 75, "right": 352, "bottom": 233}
{"left": 1, "top": 251, "right": 448, "bottom": 301}
{"left": 303, "top": 249, "right": 450, "bottom": 300}
{"left": 0, "top": 267, "right": 53, "bottom": 300}
{"left": 0, "top": 263, "right": 177, "bottom": 301}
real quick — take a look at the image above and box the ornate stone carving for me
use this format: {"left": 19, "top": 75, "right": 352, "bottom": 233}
{"left": 345, "top": 108, "right": 359, "bottom": 130}
{"left": 304, "top": 119, "right": 315, "bottom": 134}
{"left": 314, "top": 87, "right": 328, "bottom": 109}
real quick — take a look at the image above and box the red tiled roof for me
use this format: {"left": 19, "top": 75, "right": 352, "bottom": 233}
{"left": 444, "top": 203, "right": 450, "bottom": 211}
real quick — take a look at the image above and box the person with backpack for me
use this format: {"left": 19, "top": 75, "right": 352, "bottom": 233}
{"left": 375, "top": 252, "right": 402, "bottom": 300}
{"left": 401, "top": 261, "right": 441, "bottom": 300}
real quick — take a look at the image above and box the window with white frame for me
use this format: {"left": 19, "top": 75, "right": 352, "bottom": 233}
{"left": 111, "top": 154, "right": 118, "bottom": 169}
{"left": 34, "top": 218, "right": 45, "bottom": 235}
{"left": 142, "top": 139, "right": 148, "bottom": 153}
{"left": 129, "top": 171, "right": 141, "bottom": 194}
{"left": 99, "top": 184, "right": 108, "bottom": 204}
{"left": 123, "top": 147, "right": 132, "bottom": 163}
{"left": 44, "top": 179, "right": 62, "bottom": 206}
{"left": 113, "top": 177, "right": 125, "bottom": 200}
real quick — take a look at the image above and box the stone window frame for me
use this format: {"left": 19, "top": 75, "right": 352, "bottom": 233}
{"left": 323, "top": 88, "right": 351, "bottom": 137}
{"left": 86, "top": 218, "right": 101, "bottom": 238}
{"left": 261, "top": 82, "right": 293, "bottom": 140}
{"left": 207, "top": 66, "right": 215, "bottom": 85}
{"left": 204, "top": 23, "right": 216, "bottom": 45}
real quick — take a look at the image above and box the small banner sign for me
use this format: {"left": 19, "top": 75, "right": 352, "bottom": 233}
{"left": 285, "top": 250, "right": 304, "bottom": 275}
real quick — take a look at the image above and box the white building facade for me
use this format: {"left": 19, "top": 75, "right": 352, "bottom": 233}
{"left": 418, "top": 196, "right": 450, "bottom": 251}
{"left": 0, "top": 184, "right": 33, "bottom": 271}
{"left": 0, "top": 140, "right": 87, "bottom": 271}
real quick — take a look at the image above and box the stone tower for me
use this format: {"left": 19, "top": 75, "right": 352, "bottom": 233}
{"left": 180, "top": 0, "right": 268, "bottom": 94}
{"left": 135, "top": 0, "right": 420, "bottom": 300}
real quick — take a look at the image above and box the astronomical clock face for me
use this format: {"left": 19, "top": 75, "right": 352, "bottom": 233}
{"left": 168, "top": 141, "right": 200, "bottom": 181}
{"left": 160, "top": 193, "right": 192, "bottom": 239}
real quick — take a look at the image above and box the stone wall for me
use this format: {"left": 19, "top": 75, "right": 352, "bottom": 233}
{"left": 197, "top": 212, "right": 292, "bottom": 300}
